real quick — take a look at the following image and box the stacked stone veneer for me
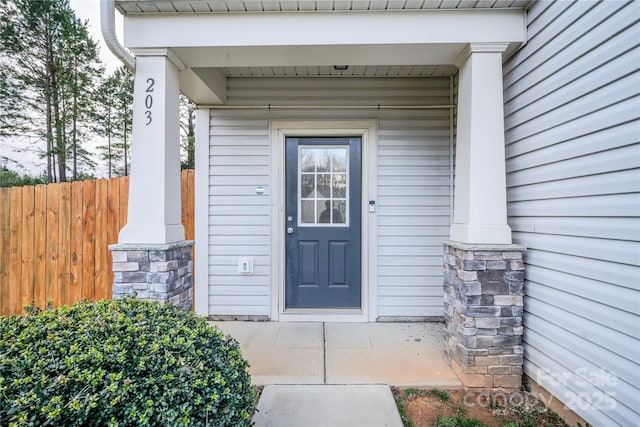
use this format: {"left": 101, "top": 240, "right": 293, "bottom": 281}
{"left": 443, "top": 241, "right": 525, "bottom": 389}
{"left": 109, "top": 241, "right": 194, "bottom": 311}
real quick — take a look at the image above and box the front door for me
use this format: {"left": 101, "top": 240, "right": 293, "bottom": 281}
{"left": 285, "top": 137, "right": 362, "bottom": 308}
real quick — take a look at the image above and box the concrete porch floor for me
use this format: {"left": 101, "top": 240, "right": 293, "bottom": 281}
{"left": 210, "top": 321, "right": 461, "bottom": 387}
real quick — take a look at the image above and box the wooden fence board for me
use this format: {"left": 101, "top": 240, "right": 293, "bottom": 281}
{"left": 182, "top": 170, "right": 195, "bottom": 310}
{"left": 182, "top": 171, "right": 188, "bottom": 238}
{"left": 21, "top": 186, "right": 35, "bottom": 309}
{"left": 70, "top": 182, "right": 84, "bottom": 304}
{"left": 0, "top": 188, "right": 10, "bottom": 315}
{"left": 184, "top": 170, "right": 195, "bottom": 241}
{"left": 107, "top": 178, "right": 120, "bottom": 245}
{"left": 58, "top": 183, "right": 71, "bottom": 306}
{"left": 1, "top": 171, "right": 195, "bottom": 316}
{"left": 94, "top": 179, "right": 108, "bottom": 301}
{"left": 107, "top": 178, "right": 120, "bottom": 293}
{"left": 119, "top": 176, "right": 129, "bottom": 232}
{"left": 9, "top": 188, "right": 23, "bottom": 315}
{"left": 33, "top": 185, "right": 47, "bottom": 309}
{"left": 46, "top": 184, "right": 59, "bottom": 307}
{"left": 82, "top": 181, "right": 96, "bottom": 301}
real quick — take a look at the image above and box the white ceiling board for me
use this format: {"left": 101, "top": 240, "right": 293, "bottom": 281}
{"left": 116, "top": 0, "right": 531, "bottom": 14}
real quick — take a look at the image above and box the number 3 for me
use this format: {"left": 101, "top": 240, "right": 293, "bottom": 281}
{"left": 145, "top": 111, "right": 152, "bottom": 125}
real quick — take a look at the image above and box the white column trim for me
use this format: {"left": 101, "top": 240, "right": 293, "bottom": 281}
{"left": 194, "top": 108, "right": 211, "bottom": 316}
{"left": 130, "top": 47, "right": 186, "bottom": 70}
{"left": 453, "top": 42, "right": 509, "bottom": 68}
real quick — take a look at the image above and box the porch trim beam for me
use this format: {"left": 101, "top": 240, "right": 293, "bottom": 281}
{"left": 180, "top": 68, "right": 227, "bottom": 105}
{"left": 199, "top": 104, "right": 456, "bottom": 109}
{"left": 123, "top": 10, "right": 526, "bottom": 49}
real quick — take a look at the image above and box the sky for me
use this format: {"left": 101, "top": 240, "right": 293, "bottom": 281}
{"left": 0, "top": 1, "right": 126, "bottom": 177}
{"left": 69, "top": 0, "right": 126, "bottom": 73}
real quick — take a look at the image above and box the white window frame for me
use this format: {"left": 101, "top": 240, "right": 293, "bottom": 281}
{"left": 297, "top": 145, "right": 350, "bottom": 227}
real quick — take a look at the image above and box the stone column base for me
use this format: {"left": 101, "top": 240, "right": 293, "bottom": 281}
{"left": 443, "top": 241, "right": 525, "bottom": 389}
{"left": 109, "top": 241, "right": 194, "bottom": 311}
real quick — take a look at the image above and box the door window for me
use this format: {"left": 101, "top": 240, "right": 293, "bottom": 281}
{"left": 299, "top": 146, "right": 348, "bottom": 226}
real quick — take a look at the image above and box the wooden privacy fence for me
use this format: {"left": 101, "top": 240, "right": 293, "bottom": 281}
{"left": 0, "top": 170, "right": 195, "bottom": 317}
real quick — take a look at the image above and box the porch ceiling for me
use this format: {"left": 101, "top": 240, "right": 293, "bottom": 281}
{"left": 116, "top": 1, "right": 527, "bottom": 103}
{"left": 116, "top": 0, "right": 531, "bottom": 14}
{"left": 182, "top": 63, "right": 459, "bottom": 104}
{"left": 219, "top": 64, "right": 459, "bottom": 78}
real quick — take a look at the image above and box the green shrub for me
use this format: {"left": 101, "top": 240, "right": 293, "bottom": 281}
{"left": 0, "top": 298, "right": 255, "bottom": 426}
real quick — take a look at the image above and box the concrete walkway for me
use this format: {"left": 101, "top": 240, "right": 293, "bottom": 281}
{"left": 252, "top": 385, "right": 403, "bottom": 427}
{"left": 211, "top": 321, "right": 461, "bottom": 387}
{"left": 211, "top": 322, "right": 461, "bottom": 427}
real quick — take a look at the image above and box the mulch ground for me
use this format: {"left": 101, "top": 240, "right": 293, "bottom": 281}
{"left": 393, "top": 388, "right": 570, "bottom": 427}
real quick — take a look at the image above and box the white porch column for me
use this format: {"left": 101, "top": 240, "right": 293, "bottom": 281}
{"left": 450, "top": 43, "right": 512, "bottom": 245}
{"left": 118, "top": 49, "right": 185, "bottom": 244}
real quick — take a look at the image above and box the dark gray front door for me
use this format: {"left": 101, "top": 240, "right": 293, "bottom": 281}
{"left": 285, "top": 137, "right": 362, "bottom": 308}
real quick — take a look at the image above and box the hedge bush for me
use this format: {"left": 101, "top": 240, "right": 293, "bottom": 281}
{"left": 0, "top": 298, "right": 255, "bottom": 426}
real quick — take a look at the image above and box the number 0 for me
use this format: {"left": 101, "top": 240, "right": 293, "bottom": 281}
{"left": 145, "top": 95, "right": 153, "bottom": 109}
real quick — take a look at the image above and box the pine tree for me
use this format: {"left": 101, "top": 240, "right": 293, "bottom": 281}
{"left": 0, "top": 0, "right": 103, "bottom": 181}
{"left": 61, "top": 16, "right": 103, "bottom": 180}
{"left": 94, "top": 66, "right": 133, "bottom": 178}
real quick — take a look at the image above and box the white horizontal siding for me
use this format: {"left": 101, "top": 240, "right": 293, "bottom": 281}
{"left": 208, "top": 110, "right": 271, "bottom": 316}
{"left": 227, "top": 77, "right": 451, "bottom": 106}
{"left": 504, "top": 1, "right": 640, "bottom": 426}
{"left": 208, "top": 77, "right": 451, "bottom": 318}
{"left": 377, "top": 100, "right": 451, "bottom": 317}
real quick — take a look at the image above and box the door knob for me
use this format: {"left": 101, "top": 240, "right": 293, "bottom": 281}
{"left": 287, "top": 227, "right": 294, "bottom": 235}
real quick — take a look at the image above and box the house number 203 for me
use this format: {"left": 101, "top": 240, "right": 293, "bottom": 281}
{"left": 144, "top": 78, "right": 154, "bottom": 125}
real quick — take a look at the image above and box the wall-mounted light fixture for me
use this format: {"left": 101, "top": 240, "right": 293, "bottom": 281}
{"left": 333, "top": 65, "right": 349, "bottom": 71}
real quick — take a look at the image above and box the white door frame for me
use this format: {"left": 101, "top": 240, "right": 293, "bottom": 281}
{"left": 269, "top": 120, "right": 378, "bottom": 322}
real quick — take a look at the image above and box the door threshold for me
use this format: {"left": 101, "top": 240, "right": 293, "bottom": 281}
{"left": 279, "top": 309, "right": 367, "bottom": 323}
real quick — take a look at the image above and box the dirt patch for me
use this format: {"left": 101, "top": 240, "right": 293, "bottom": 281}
{"left": 393, "top": 388, "right": 572, "bottom": 427}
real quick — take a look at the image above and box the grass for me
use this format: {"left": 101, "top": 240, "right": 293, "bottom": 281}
{"left": 437, "top": 416, "right": 485, "bottom": 427}
{"left": 395, "top": 394, "right": 414, "bottom": 427}
{"left": 430, "top": 389, "right": 451, "bottom": 402}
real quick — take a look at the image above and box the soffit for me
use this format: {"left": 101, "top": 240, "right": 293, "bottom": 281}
{"left": 219, "top": 64, "right": 458, "bottom": 77}
{"left": 116, "top": 0, "right": 531, "bottom": 14}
